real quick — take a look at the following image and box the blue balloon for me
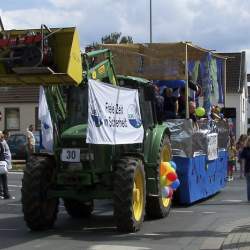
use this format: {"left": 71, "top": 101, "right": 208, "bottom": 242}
{"left": 171, "top": 179, "right": 180, "bottom": 190}
{"left": 169, "top": 161, "right": 177, "bottom": 170}
{"left": 161, "top": 186, "right": 170, "bottom": 198}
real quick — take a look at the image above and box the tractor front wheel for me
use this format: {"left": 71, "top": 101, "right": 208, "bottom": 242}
{"left": 114, "top": 157, "right": 146, "bottom": 232}
{"left": 146, "top": 135, "right": 172, "bottom": 218}
{"left": 21, "top": 156, "right": 58, "bottom": 230}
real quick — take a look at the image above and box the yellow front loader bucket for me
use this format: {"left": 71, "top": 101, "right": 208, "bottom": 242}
{"left": 0, "top": 26, "right": 83, "bottom": 86}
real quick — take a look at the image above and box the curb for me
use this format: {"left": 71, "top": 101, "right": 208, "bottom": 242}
{"left": 200, "top": 217, "right": 250, "bottom": 250}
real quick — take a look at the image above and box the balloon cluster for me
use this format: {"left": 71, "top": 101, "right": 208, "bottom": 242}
{"left": 195, "top": 107, "right": 206, "bottom": 117}
{"left": 160, "top": 161, "right": 180, "bottom": 199}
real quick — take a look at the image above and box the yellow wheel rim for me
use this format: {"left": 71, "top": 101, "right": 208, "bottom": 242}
{"left": 160, "top": 143, "right": 172, "bottom": 207}
{"left": 133, "top": 168, "right": 144, "bottom": 221}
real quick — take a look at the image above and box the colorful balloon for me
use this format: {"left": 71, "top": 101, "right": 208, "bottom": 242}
{"left": 161, "top": 186, "right": 170, "bottom": 198}
{"left": 166, "top": 172, "right": 177, "bottom": 182}
{"left": 160, "top": 162, "right": 168, "bottom": 176}
{"left": 160, "top": 175, "right": 166, "bottom": 187}
{"left": 168, "top": 187, "right": 174, "bottom": 198}
{"left": 171, "top": 179, "right": 180, "bottom": 190}
{"left": 169, "top": 161, "right": 177, "bottom": 170}
{"left": 166, "top": 178, "right": 173, "bottom": 186}
{"left": 165, "top": 164, "right": 175, "bottom": 175}
{"left": 195, "top": 107, "right": 205, "bottom": 117}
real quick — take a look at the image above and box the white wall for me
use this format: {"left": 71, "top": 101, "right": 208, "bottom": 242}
{"left": 226, "top": 92, "right": 247, "bottom": 140}
{"left": 0, "top": 103, "right": 38, "bottom": 133}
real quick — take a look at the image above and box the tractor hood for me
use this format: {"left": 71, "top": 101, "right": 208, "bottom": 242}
{"left": 61, "top": 124, "right": 88, "bottom": 139}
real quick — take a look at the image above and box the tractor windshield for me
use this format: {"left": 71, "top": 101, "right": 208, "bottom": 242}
{"left": 66, "top": 85, "right": 88, "bottom": 126}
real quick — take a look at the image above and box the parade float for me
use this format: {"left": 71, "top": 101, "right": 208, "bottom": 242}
{"left": 103, "top": 42, "right": 229, "bottom": 204}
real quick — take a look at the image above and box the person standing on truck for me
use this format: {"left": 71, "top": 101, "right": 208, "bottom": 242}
{"left": 153, "top": 85, "right": 164, "bottom": 123}
{"left": 189, "top": 101, "right": 199, "bottom": 130}
{"left": 26, "top": 124, "right": 35, "bottom": 160}
{"left": 163, "top": 87, "right": 178, "bottom": 119}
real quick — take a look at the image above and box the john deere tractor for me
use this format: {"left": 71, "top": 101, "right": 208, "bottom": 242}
{"left": 0, "top": 25, "right": 172, "bottom": 232}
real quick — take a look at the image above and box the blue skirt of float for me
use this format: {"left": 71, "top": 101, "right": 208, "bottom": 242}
{"left": 173, "top": 150, "right": 228, "bottom": 204}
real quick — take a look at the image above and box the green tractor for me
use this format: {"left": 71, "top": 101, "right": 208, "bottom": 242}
{"left": 0, "top": 26, "right": 172, "bottom": 232}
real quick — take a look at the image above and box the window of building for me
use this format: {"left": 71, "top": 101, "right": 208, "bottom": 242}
{"left": 248, "top": 118, "right": 250, "bottom": 124}
{"left": 5, "top": 108, "right": 20, "bottom": 131}
{"left": 35, "top": 107, "right": 41, "bottom": 131}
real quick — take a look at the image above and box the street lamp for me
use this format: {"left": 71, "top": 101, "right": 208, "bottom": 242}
{"left": 150, "top": 0, "right": 152, "bottom": 43}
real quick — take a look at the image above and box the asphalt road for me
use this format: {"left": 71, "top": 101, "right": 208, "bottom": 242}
{"left": 0, "top": 172, "right": 249, "bottom": 250}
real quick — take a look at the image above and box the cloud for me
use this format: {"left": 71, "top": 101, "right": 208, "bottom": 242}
{"left": 0, "top": 0, "right": 249, "bottom": 71}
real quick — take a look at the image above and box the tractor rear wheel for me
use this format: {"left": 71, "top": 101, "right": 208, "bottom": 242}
{"left": 21, "top": 156, "right": 58, "bottom": 230}
{"left": 146, "top": 135, "right": 172, "bottom": 218}
{"left": 63, "top": 199, "right": 93, "bottom": 218}
{"left": 114, "top": 157, "right": 146, "bottom": 232}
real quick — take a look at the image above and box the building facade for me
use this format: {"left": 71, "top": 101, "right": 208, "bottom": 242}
{"left": 219, "top": 52, "right": 248, "bottom": 140}
{"left": 0, "top": 86, "right": 40, "bottom": 133}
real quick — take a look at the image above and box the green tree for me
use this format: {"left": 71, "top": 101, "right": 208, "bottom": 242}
{"left": 101, "top": 32, "right": 133, "bottom": 44}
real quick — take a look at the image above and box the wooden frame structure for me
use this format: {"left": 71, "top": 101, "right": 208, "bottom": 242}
{"left": 102, "top": 42, "right": 227, "bottom": 118}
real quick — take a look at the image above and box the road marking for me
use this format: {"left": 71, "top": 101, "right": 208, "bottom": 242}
{"left": 144, "top": 233, "right": 162, "bottom": 236}
{"left": 202, "top": 211, "right": 216, "bottom": 214}
{"left": 0, "top": 228, "right": 18, "bottom": 231}
{"left": 221, "top": 199, "right": 243, "bottom": 203}
{"left": 89, "top": 245, "right": 150, "bottom": 250}
{"left": 8, "top": 204, "right": 21, "bottom": 206}
{"left": 172, "top": 210, "right": 194, "bottom": 213}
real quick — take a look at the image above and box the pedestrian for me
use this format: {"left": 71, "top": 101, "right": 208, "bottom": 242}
{"left": 239, "top": 136, "right": 250, "bottom": 201}
{"left": 0, "top": 131, "right": 11, "bottom": 199}
{"left": 227, "top": 136, "right": 237, "bottom": 181}
{"left": 236, "top": 134, "right": 248, "bottom": 179}
{"left": 26, "top": 124, "right": 35, "bottom": 160}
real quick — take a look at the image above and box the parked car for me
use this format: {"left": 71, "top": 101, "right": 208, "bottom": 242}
{"left": 7, "top": 132, "right": 41, "bottom": 160}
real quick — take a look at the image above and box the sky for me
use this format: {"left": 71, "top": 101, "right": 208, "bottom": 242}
{"left": 1, "top": 0, "right": 250, "bottom": 72}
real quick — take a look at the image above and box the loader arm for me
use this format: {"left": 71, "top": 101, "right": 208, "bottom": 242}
{"left": 84, "top": 49, "right": 117, "bottom": 85}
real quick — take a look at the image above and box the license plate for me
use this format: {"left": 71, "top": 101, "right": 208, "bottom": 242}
{"left": 61, "top": 148, "right": 80, "bottom": 162}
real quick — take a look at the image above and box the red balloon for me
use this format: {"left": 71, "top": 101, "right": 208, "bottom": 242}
{"left": 166, "top": 172, "right": 177, "bottom": 182}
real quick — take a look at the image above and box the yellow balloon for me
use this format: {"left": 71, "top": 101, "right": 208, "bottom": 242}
{"left": 160, "top": 175, "right": 166, "bottom": 187}
{"left": 165, "top": 164, "right": 175, "bottom": 175}
{"left": 160, "top": 162, "right": 168, "bottom": 176}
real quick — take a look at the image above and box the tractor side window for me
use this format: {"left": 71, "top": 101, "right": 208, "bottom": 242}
{"left": 67, "top": 85, "right": 88, "bottom": 126}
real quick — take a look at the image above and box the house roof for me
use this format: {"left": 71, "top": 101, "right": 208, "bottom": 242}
{"left": 217, "top": 52, "right": 246, "bottom": 93}
{"left": 0, "top": 86, "right": 39, "bottom": 103}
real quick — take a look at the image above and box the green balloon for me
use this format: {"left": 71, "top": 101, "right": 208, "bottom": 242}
{"left": 195, "top": 107, "right": 205, "bottom": 117}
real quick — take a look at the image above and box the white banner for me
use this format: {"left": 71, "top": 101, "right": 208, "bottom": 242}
{"left": 86, "top": 79, "right": 144, "bottom": 144}
{"left": 207, "top": 133, "right": 218, "bottom": 160}
{"left": 38, "top": 86, "right": 54, "bottom": 152}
